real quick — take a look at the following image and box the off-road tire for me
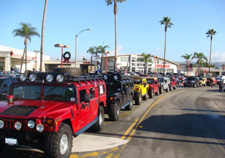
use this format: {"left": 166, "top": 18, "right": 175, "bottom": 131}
{"left": 193, "top": 84, "right": 196, "bottom": 88}
{"left": 159, "top": 86, "right": 163, "bottom": 94}
{"left": 143, "top": 92, "right": 147, "bottom": 100}
{"left": 0, "top": 135, "right": 5, "bottom": 152}
{"left": 125, "top": 99, "right": 133, "bottom": 110}
{"left": 44, "top": 123, "right": 73, "bottom": 158}
{"left": 149, "top": 89, "right": 153, "bottom": 98}
{"left": 173, "top": 86, "right": 176, "bottom": 90}
{"left": 135, "top": 92, "right": 141, "bottom": 105}
{"left": 53, "top": 67, "right": 82, "bottom": 76}
{"left": 219, "top": 85, "right": 223, "bottom": 92}
{"left": 155, "top": 88, "right": 159, "bottom": 95}
{"left": 108, "top": 102, "right": 120, "bottom": 121}
{"left": 184, "top": 85, "right": 187, "bottom": 87}
{"left": 169, "top": 85, "right": 172, "bottom": 91}
{"left": 166, "top": 87, "right": 169, "bottom": 92}
{"left": 92, "top": 106, "right": 105, "bottom": 130}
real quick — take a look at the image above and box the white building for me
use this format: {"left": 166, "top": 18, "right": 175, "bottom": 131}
{"left": 0, "top": 45, "right": 50, "bottom": 72}
{"left": 102, "top": 54, "right": 178, "bottom": 74}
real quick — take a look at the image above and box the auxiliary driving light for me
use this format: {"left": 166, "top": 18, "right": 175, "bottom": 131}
{"left": 0, "top": 120, "right": 4, "bottom": 129}
{"left": 27, "top": 120, "right": 35, "bottom": 129}
{"left": 29, "top": 74, "right": 36, "bottom": 82}
{"left": 20, "top": 74, "right": 26, "bottom": 81}
{"left": 36, "top": 124, "right": 44, "bottom": 132}
{"left": 114, "top": 75, "right": 118, "bottom": 80}
{"left": 56, "top": 74, "right": 64, "bottom": 82}
{"left": 14, "top": 122, "right": 22, "bottom": 130}
{"left": 46, "top": 74, "right": 54, "bottom": 82}
{"left": 103, "top": 75, "right": 108, "bottom": 80}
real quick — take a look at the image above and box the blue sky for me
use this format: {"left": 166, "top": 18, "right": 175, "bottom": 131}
{"left": 0, "top": 0, "right": 224, "bottom": 62}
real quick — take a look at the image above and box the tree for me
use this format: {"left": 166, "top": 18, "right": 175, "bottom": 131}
{"left": 160, "top": 17, "right": 173, "bottom": 76}
{"left": 192, "top": 52, "right": 208, "bottom": 76}
{"left": 206, "top": 29, "right": 217, "bottom": 73}
{"left": 12, "top": 23, "right": 40, "bottom": 74}
{"left": 181, "top": 53, "right": 192, "bottom": 76}
{"left": 87, "top": 46, "right": 98, "bottom": 64}
{"left": 40, "top": 0, "right": 48, "bottom": 72}
{"left": 141, "top": 53, "right": 152, "bottom": 75}
{"left": 97, "top": 45, "right": 109, "bottom": 72}
{"left": 105, "top": 0, "right": 126, "bottom": 71}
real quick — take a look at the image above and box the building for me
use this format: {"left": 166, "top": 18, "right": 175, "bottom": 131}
{"left": 0, "top": 45, "right": 50, "bottom": 72}
{"left": 102, "top": 54, "right": 178, "bottom": 74}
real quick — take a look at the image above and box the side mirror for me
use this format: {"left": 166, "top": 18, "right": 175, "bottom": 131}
{"left": 84, "top": 94, "right": 90, "bottom": 103}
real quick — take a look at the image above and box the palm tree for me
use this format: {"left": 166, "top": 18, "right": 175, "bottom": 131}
{"left": 12, "top": 23, "right": 40, "bottom": 74}
{"left": 141, "top": 53, "right": 152, "bottom": 75}
{"left": 206, "top": 29, "right": 217, "bottom": 73}
{"left": 160, "top": 17, "right": 173, "bottom": 76}
{"left": 181, "top": 53, "right": 192, "bottom": 76}
{"left": 192, "top": 52, "right": 208, "bottom": 76}
{"left": 40, "top": 0, "right": 48, "bottom": 72}
{"left": 87, "top": 46, "right": 98, "bottom": 64}
{"left": 97, "top": 45, "right": 109, "bottom": 72}
{"left": 105, "top": 0, "right": 126, "bottom": 71}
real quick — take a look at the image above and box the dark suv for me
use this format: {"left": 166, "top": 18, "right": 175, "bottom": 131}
{"left": 103, "top": 72, "right": 134, "bottom": 121}
{"left": 184, "top": 77, "right": 200, "bottom": 88}
{"left": 0, "top": 77, "right": 17, "bottom": 100}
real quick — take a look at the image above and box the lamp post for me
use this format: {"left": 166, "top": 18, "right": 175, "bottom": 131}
{"left": 34, "top": 50, "right": 40, "bottom": 71}
{"left": 75, "top": 28, "right": 91, "bottom": 68}
{"left": 54, "top": 44, "right": 69, "bottom": 68}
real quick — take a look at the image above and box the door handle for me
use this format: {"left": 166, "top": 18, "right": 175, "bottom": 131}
{"left": 81, "top": 104, "right": 85, "bottom": 109}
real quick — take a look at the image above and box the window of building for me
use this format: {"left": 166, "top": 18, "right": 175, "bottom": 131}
{"left": 157, "top": 60, "right": 159, "bottom": 64}
{"left": 120, "top": 57, "right": 129, "bottom": 62}
{"left": 79, "top": 89, "right": 86, "bottom": 102}
{"left": 137, "top": 57, "right": 144, "bottom": 62}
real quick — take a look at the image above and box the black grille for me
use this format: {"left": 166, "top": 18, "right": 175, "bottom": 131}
{"left": 1, "top": 105, "right": 38, "bottom": 116}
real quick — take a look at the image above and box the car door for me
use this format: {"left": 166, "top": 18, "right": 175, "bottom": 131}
{"left": 89, "top": 86, "right": 98, "bottom": 119}
{"left": 78, "top": 88, "right": 90, "bottom": 128}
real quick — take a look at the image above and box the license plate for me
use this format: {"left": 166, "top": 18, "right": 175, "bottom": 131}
{"left": 5, "top": 138, "right": 18, "bottom": 146}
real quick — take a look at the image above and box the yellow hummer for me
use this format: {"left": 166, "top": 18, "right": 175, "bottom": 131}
{"left": 132, "top": 77, "right": 149, "bottom": 105}
{"left": 199, "top": 77, "right": 207, "bottom": 86}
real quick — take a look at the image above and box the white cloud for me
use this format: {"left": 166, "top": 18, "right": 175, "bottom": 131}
{"left": 212, "top": 52, "right": 225, "bottom": 62}
{"left": 109, "top": 45, "right": 128, "bottom": 56}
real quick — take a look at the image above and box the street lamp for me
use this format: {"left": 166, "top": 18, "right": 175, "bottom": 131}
{"left": 54, "top": 44, "right": 69, "bottom": 68}
{"left": 34, "top": 50, "right": 40, "bottom": 71}
{"left": 75, "top": 28, "right": 91, "bottom": 68}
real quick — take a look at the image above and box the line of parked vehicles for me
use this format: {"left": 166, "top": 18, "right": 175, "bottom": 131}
{"left": 0, "top": 69, "right": 224, "bottom": 158}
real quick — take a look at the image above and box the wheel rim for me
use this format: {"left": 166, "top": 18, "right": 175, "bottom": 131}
{"left": 116, "top": 106, "right": 120, "bottom": 117}
{"left": 60, "top": 134, "right": 69, "bottom": 155}
{"left": 99, "top": 111, "right": 103, "bottom": 125}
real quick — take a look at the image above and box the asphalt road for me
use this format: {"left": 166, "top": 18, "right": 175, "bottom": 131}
{"left": 1, "top": 86, "right": 225, "bottom": 158}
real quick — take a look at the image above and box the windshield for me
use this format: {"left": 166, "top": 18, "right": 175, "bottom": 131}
{"left": 158, "top": 78, "right": 164, "bottom": 82}
{"left": 106, "top": 81, "right": 121, "bottom": 94}
{"left": 147, "top": 79, "right": 154, "bottom": 84}
{"left": 134, "top": 79, "right": 142, "bottom": 84}
{"left": 44, "top": 86, "right": 75, "bottom": 101}
{"left": 13, "top": 85, "right": 42, "bottom": 100}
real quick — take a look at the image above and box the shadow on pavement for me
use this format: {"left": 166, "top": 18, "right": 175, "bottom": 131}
{"left": 172, "top": 108, "right": 225, "bottom": 113}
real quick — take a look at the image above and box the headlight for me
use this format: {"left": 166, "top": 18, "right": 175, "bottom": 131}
{"left": 114, "top": 75, "right": 118, "bottom": 80}
{"left": 36, "top": 124, "right": 44, "bottom": 132}
{"left": 56, "top": 74, "right": 64, "bottom": 82}
{"left": 0, "top": 120, "right": 4, "bottom": 129}
{"left": 20, "top": 74, "right": 26, "bottom": 81}
{"left": 14, "top": 122, "right": 22, "bottom": 130}
{"left": 103, "top": 75, "right": 108, "bottom": 80}
{"left": 29, "top": 74, "right": 36, "bottom": 82}
{"left": 46, "top": 74, "right": 54, "bottom": 82}
{"left": 27, "top": 120, "right": 35, "bottom": 129}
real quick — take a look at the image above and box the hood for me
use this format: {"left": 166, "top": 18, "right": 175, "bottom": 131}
{"left": 0, "top": 100, "right": 74, "bottom": 118}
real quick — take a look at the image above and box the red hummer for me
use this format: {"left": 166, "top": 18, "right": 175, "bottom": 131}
{"left": 0, "top": 72, "right": 106, "bottom": 158}
{"left": 169, "top": 76, "right": 177, "bottom": 90}
{"left": 146, "top": 77, "right": 160, "bottom": 98}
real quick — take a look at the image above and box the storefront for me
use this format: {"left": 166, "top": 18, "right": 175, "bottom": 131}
{"left": 0, "top": 45, "right": 50, "bottom": 72}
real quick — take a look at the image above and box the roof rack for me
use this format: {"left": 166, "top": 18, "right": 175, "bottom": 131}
{"left": 103, "top": 72, "right": 131, "bottom": 80}
{"left": 65, "top": 75, "right": 102, "bottom": 82}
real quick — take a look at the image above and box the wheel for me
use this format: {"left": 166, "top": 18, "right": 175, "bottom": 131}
{"left": 155, "top": 88, "right": 159, "bottom": 95}
{"left": 92, "top": 106, "right": 105, "bottom": 130}
{"left": 169, "top": 85, "right": 172, "bottom": 91}
{"left": 0, "top": 134, "right": 5, "bottom": 153}
{"left": 193, "top": 84, "right": 196, "bottom": 88}
{"left": 125, "top": 99, "right": 133, "bottom": 110}
{"left": 200, "top": 83, "right": 202, "bottom": 87}
{"left": 184, "top": 85, "right": 187, "bottom": 87}
{"left": 159, "top": 86, "right": 163, "bottom": 94}
{"left": 143, "top": 92, "right": 147, "bottom": 100}
{"left": 219, "top": 85, "right": 223, "bottom": 92}
{"left": 173, "top": 85, "right": 176, "bottom": 90}
{"left": 53, "top": 67, "right": 82, "bottom": 76}
{"left": 149, "top": 89, "right": 153, "bottom": 98}
{"left": 44, "top": 123, "right": 73, "bottom": 158}
{"left": 108, "top": 102, "right": 120, "bottom": 121}
{"left": 166, "top": 87, "right": 169, "bottom": 92}
{"left": 135, "top": 92, "right": 141, "bottom": 105}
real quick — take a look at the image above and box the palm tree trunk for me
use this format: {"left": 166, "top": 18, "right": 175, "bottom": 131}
{"left": 40, "top": 0, "right": 48, "bottom": 72}
{"left": 163, "top": 30, "right": 167, "bottom": 76}
{"left": 208, "top": 37, "right": 212, "bottom": 73}
{"left": 25, "top": 38, "right": 27, "bottom": 74}
{"left": 114, "top": 13, "right": 117, "bottom": 71}
{"left": 20, "top": 48, "right": 25, "bottom": 74}
{"left": 91, "top": 55, "right": 93, "bottom": 64}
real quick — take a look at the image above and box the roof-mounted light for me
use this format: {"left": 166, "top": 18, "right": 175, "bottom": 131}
{"left": 114, "top": 75, "right": 118, "bottom": 80}
{"left": 20, "top": 74, "right": 26, "bottom": 81}
{"left": 103, "top": 75, "right": 108, "bottom": 80}
{"left": 46, "top": 74, "right": 54, "bottom": 82}
{"left": 56, "top": 74, "right": 64, "bottom": 82}
{"left": 29, "top": 74, "right": 36, "bottom": 82}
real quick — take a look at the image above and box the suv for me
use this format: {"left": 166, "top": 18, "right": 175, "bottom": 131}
{"left": 132, "top": 77, "right": 149, "bottom": 105}
{"left": 169, "top": 76, "right": 177, "bottom": 90}
{"left": 0, "top": 77, "right": 17, "bottom": 100}
{"left": 103, "top": 72, "right": 134, "bottom": 121}
{"left": 146, "top": 77, "right": 160, "bottom": 98}
{"left": 184, "top": 77, "right": 200, "bottom": 88}
{"left": 158, "top": 77, "right": 170, "bottom": 93}
{"left": 199, "top": 77, "right": 206, "bottom": 86}
{"left": 0, "top": 72, "right": 106, "bottom": 158}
